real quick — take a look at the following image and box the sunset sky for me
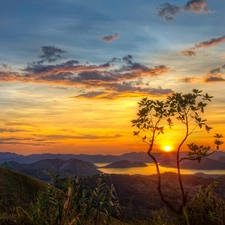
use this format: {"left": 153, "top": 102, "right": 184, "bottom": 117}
{"left": 0, "top": 0, "right": 224, "bottom": 155}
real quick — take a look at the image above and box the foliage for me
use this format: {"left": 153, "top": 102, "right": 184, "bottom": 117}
{"left": 138, "top": 182, "right": 225, "bottom": 225}
{"left": 2, "top": 170, "right": 225, "bottom": 224}
{"left": 131, "top": 89, "right": 223, "bottom": 214}
{"left": 186, "top": 182, "right": 225, "bottom": 225}
{"left": 16, "top": 174, "right": 121, "bottom": 225}
{"left": 149, "top": 208, "right": 178, "bottom": 225}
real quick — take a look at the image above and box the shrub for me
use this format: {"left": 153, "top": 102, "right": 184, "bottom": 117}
{"left": 186, "top": 182, "right": 225, "bottom": 225}
{"left": 16, "top": 175, "right": 121, "bottom": 225}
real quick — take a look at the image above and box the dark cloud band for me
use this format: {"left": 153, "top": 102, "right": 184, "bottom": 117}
{"left": 0, "top": 47, "right": 172, "bottom": 99}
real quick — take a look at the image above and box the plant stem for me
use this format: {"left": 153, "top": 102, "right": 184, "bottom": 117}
{"left": 147, "top": 142, "right": 178, "bottom": 214}
{"left": 177, "top": 113, "right": 189, "bottom": 214}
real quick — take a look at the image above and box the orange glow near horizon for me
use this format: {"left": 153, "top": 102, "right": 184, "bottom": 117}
{"left": 0, "top": 91, "right": 224, "bottom": 155}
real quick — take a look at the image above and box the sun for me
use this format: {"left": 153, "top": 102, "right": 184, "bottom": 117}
{"left": 164, "top": 145, "right": 172, "bottom": 152}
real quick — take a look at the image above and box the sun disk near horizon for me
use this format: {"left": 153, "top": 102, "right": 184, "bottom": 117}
{"left": 163, "top": 145, "right": 172, "bottom": 152}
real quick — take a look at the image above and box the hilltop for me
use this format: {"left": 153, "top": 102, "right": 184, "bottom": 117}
{"left": 8, "top": 158, "right": 101, "bottom": 182}
{"left": 0, "top": 167, "right": 46, "bottom": 213}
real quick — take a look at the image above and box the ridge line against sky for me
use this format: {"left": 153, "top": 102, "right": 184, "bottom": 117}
{"left": 0, "top": 0, "right": 224, "bottom": 154}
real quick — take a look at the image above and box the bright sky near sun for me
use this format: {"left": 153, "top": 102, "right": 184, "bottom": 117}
{"left": 0, "top": 0, "right": 225, "bottom": 155}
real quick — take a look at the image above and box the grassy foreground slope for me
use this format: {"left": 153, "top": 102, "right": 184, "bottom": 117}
{"left": 0, "top": 167, "right": 46, "bottom": 213}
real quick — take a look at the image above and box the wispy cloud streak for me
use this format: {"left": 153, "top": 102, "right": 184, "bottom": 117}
{"left": 178, "top": 64, "right": 225, "bottom": 83}
{"left": 191, "top": 35, "right": 225, "bottom": 50}
{"left": 181, "top": 35, "right": 225, "bottom": 57}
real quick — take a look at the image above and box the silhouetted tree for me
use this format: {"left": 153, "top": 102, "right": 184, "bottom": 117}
{"left": 131, "top": 89, "right": 223, "bottom": 215}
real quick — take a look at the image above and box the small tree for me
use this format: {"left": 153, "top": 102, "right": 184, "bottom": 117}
{"left": 131, "top": 89, "right": 223, "bottom": 215}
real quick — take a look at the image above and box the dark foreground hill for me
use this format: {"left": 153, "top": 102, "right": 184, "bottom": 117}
{"left": 8, "top": 158, "right": 101, "bottom": 181}
{"left": 0, "top": 167, "right": 46, "bottom": 213}
{"left": 1, "top": 167, "right": 225, "bottom": 224}
{"left": 81, "top": 173, "right": 225, "bottom": 218}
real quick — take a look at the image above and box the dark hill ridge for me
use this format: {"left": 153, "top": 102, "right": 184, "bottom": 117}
{"left": 0, "top": 152, "right": 23, "bottom": 158}
{"left": 102, "top": 160, "right": 147, "bottom": 168}
{"left": 0, "top": 151, "right": 191, "bottom": 164}
{"left": 160, "top": 157, "right": 225, "bottom": 170}
{"left": 9, "top": 158, "right": 101, "bottom": 181}
{"left": 181, "top": 157, "right": 225, "bottom": 170}
{"left": 0, "top": 167, "right": 46, "bottom": 213}
{"left": 1, "top": 151, "right": 225, "bottom": 169}
{"left": 218, "top": 156, "right": 225, "bottom": 163}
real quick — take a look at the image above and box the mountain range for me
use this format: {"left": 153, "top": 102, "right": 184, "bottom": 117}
{"left": 0, "top": 151, "right": 214, "bottom": 164}
{"left": 1, "top": 151, "right": 225, "bottom": 177}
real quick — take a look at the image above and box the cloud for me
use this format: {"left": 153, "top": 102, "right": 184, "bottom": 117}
{"left": 184, "top": 0, "right": 211, "bottom": 13}
{"left": 0, "top": 137, "right": 59, "bottom": 146}
{"left": 178, "top": 75, "right": 225, "bottom": 83}
{"left": 0, "top": 47, "right": 172, "bottom": 99}
{"left": 203, "top": 74, "right": 225, "bottom": 83}
{"left": 76, "top": 84, "right": 173, "bottom": 99}
{"left": 101, "top": 33, "right": 119, "bottom": 42}
{"left": 38, "top": 46, "right": 66, "bottom": 64}
{"left": 120, "top": 55, "right": 170, "bottom": 76}
{"left": 180, "top": 35, "right": 225, "bottom": 56}
{"left": 209, "top": 68, "right": 221, "bottom": 74}
{"left": 165, "top": 15, "right": 175, "bottom": 21}
{"left": 0, "top": 128, "right": 28, "bottom": 133}
{"left": 178, "top": 64, "right": 225, "bottom": 83}
{"left": 1, "top": 63, "right": 11, "bottom": 69}
{"left": 73, "top": 91, "right": 107, "bottom": 99}
{"left": 5, "top": 122, "right": 37, "bottom": 127}
{"left": 0, "top": 63, "right": 169, "bottom": 87}
{"left": 0, "top": 56, "right": 169, "bottom": 86}
{"left": 191, "top": 35, "right": 225, "bottom": 50}
{"left": 53, "top": 86, "right": 68, "bottom": 90}
{"left": 24, "top": 59, "right": 81, "bottom": 74}
{"left": 178, "top": 77, "right": 201, "bottom": 83}
{"left": 203, "top": 67, "right": 225, "bottom": 83}
{"left": 180, "top": 50, "right": 197, "bottom": 56}
{"left": 45, "top": 133, "right": 122, "bottom": 140}
{"left": 158, "top": 3, "right": 181, "bottom": 21}
{"left": 158, "top": 0, "right": 212, "bottom": 21}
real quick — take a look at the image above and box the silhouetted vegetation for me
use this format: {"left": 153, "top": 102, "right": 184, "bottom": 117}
{"left": 132, "top": 89, "right": 223, "bottom": 216}
{"left": 2, "top": 169, "right": 225, "bottom": 224}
